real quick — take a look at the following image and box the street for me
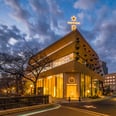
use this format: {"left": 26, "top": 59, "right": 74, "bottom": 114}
{"left": 4, "top": 105, "right": 108, "bottom": 116}
{"left": 3, "top": 96, "right": 116, "bottom": 116}
{"left": 62, "top": 96, "right": 116, "bottom": 116}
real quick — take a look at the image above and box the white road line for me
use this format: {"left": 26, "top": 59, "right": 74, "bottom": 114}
{"left": 83, "top": 105, "right": 96, "bottom": 108}
{"left": 18, "top": 104, "right": 61, "bottom": 116}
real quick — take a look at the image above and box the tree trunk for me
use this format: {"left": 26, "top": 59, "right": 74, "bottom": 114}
{"left": 15, "top": 77, "right": 19, "bottom": 96}
{"left": 33, "top": 81, "right": 37, "bottom": 95}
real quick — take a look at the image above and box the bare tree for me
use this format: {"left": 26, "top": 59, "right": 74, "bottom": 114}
{"left": 0, "top": 48, "right": 51, "bottom": 95}
{"left": 0, "top": 73, "right": 15, "bottom": 96}
{"left": 26, "top": 53, "right": 51, "bottom": 95}
{"left": 0, "top": 52, "right": 28, "bottom": 95}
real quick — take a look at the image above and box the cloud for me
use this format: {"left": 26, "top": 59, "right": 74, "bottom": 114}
{"left": 5, "top": 0, "right": 30, "bottom": 26}
{"left": 29, "top": 0, "right": 66, "bottom": 36}
{"left": 88, "top": 7, "right": 116, "bottom": 73}
{"left": 4, "top": 0, "right": 32, "bottom": 35}
{"left": 8, "top": 37, "right": 18, "bottom": 45}
{"left": 74, "top": 0, "right": 97, "bottom": 10}
{"left": 93, "top": 22, "right": 116, "bottom": 54}
{"left": 30, "top": 0, "right": 49, "bottom": 14}
{"left": 74, "top": 1, "right": 116, "bottom": 73}
{"left": 4, "top": 0, "right": 68, "bottom": 46}
{"left": 30, "top": 0, "right": 69, "bottom": 45}
{"left": 0, "top": 24, "right": 28, "bottom": 53}
{"left": 0, "top": 23, "right": 56, "bottom": 55}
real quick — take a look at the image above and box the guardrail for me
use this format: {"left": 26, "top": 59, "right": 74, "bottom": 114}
{"left": 0, "top": 95, "right": 49, "bottom": 110}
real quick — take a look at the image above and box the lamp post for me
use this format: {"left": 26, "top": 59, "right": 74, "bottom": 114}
{"left": 87, "top": 90, "right": 90, "bottom": 97}
{"left": 30, "top": 84, "right": 33, "bottom": 95}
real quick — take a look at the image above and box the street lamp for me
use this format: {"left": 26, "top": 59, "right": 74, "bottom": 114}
{"left": 87, "top": 90, "right": 90, "bottom": 97}
{"left": 30, "top": 84, "right": 33, "bottom": 95}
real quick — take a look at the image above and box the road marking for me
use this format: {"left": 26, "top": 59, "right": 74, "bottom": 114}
{"left": 63, "top": 106, "right": 109, "bottom": 116}
{"left": 18, "top": 104, "right": 61, "bottom": 116}
{"left": 83, "top": 105, "right": 96, "bottom": 108}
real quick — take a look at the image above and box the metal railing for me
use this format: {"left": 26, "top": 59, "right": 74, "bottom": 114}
{"left": 0, "top": 95, "right": 49, "bottom": 110}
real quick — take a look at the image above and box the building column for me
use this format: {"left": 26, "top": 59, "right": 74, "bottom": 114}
{"left": 91, "top": 77, "right": 93, "bottom": 96}
{"left": 84, "top": 73, "right": 85, "bottom": 98}
{"left": 78, "top": 73, "right": 81, "bottom": 100}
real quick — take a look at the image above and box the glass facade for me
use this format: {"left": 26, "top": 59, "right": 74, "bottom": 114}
{"left": 81, "top": 73, "right": 85, "bottom": 97}
{"left": 92, "top": 79, "right": 100, "bottom": 96}
{"left": 80, "top": 73, "right": 100, "bottom": 98}
{"left": 85, "top": 75, "right": 91, "bottom": 97}
{"left": 36, "top": 73, "right": 101, "bottom": 99}
{"left": 37, "top": 73, "right": 63, "bottom": 98}
{"left": 56, "top": 74, "right": 63, "bottom": 98}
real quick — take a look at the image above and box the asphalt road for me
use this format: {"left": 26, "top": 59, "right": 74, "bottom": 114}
{"left": 4, "top": 96, "right": 116, "bottom": 116}
{"left": 4, "top": 105, "right": 107, "bottom": 116}
{"left": 62, "top": 96, "right": 116, "bottom": 116}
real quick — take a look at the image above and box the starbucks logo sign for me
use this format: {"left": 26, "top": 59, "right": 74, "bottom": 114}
{"left": 68, "top": 77, "right": 75, "bottom": 83}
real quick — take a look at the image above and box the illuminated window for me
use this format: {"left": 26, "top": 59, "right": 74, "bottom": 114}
{"left": 56, "top": 74, "right": 63, "bottom": 98}
{"left": 43, "top": 74, "right": 63, "bottom": 98}
{"left": 81, "top": 73, "right": 85, "bottom": 97}
{"left": 37, "top": 79, "right": 43, "bottom": 87}
{"left": 107, "top": 77, "right": 109, "bottom": 79}
{"left": 85, "top": 75, "right": 91, "bottom": 97}
{"left": 43, "top": 76, "right": 55, "bottom": 97}
{"left": 113, "top": 76, "right": 115, "bottom": 78}
{"left": 41, "top": 53, "right": 74, "bottom": 72}
{"left": 81, "top": 74, "right": 92, "bottom": 97}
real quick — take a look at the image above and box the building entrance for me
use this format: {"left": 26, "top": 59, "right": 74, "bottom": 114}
{"left": 67, "top": 84, "right": 78, "bottom": 100}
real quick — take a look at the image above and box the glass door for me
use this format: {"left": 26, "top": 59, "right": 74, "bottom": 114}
{"left": 67, "top": 85, "right": 78, "bottom": 100}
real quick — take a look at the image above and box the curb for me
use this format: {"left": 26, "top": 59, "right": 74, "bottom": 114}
{"left": 0, "top": 104, "right": 56, "bottom": 116}
{"left": 80, "top": 96, "right": 112, "bottom": 103}
{"left": 60, "top": 96, "right": 112, "bottom": 104}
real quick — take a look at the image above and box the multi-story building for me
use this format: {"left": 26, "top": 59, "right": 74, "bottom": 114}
{"left": 104, "top": 73, "right": 116, "bottom": 93}
{"left": 99, "top": 61, "right": 108, "bottom": 76}
{"left": 28, "top": 29, "right": 104, "bottom": 100}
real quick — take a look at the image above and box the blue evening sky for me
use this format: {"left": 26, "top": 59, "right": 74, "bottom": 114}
{"left": 0, "top": 0, "right": 116, "bottom": 73}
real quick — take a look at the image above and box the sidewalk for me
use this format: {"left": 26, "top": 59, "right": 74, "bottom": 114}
{"left": 80, "top": 95, "right": 111, "bottom": 102}
{"left": 59, "top": 95, "right": 112, "bottom": 103}
{"left": 0, "top": 104, "right": 59, "bottom": 116}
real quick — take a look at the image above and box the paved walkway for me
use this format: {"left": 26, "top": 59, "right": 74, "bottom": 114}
{"left": 57, "top": 96, "right": 112, "bottom": 103}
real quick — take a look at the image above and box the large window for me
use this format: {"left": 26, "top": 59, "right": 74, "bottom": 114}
{"left": 85, "top": 75, "right": 91, "bottom": 97}
{"left": 42, "top": 53, "right": 74, "bottom": 72}
{"left": 56, "top": 74, "right": 63, "bottom": 98}
{"left": 40, "top": 74, "right": 63, "bottom": 98}
{"left": 43, "top": 76, "right": 55, "bottom": 97}
{"left": 80, "top": 73, "right": 85, "bottom": 97}
{"left": 81, "top": 74, "right": 92, "bottom": 97}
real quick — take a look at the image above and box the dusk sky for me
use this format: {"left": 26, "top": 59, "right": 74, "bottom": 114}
{"left": 0, "top": 0, "right": 116, "bottom": 73}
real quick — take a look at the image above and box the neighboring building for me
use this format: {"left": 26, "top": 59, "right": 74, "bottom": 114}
{"left": 104, "top": 73, "right": 116, "bottom": 93}
{"left": 28, "top": 29, "right": 104, "bottom": 100}
{"left": 99, "top": 61, "right": 108, "bottom": 76}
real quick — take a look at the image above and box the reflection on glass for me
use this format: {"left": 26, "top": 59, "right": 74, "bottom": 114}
{"left": 38, "top": 74, "right": 63, "bottom": 98}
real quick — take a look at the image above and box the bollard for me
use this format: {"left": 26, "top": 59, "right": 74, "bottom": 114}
{"left": 68, "top": 97, "right": 71, "bottom": 103}
{"left": 79, "top": 97, "right": 81, "bottom": 101}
